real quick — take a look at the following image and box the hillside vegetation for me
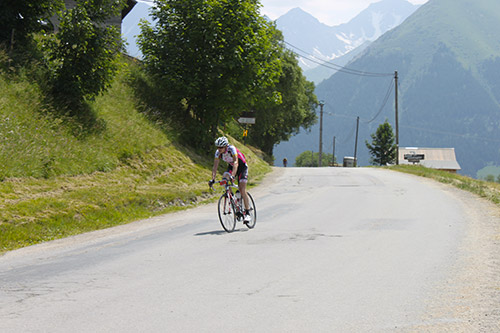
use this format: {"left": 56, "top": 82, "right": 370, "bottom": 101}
{"left": 1, "top": 0, "right": 320, "bottom": 254}
{"left": 0, "top": 56, "right": 271, "bottom": 253}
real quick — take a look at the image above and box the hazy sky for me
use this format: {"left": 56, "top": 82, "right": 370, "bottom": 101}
{"left": 260, "top": 0, "right": 429, "bottom": 26}
{"left": 136, "top": 0, "right": 429, "bottom": 27}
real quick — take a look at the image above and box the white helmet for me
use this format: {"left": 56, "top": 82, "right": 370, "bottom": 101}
{"left": 215, "top": 136, "right": 229, "bottom": 147}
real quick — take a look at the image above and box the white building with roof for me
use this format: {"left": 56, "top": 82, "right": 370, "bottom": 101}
{"left": 398, "top": 147, "right": 461, "bottom": 173}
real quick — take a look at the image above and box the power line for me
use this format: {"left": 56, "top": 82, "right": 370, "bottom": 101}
{"left": 284, "top": 41, "right": 393, "bottom": 77}
{"left": 319, "top": 106, "right": 356, "bottom": 144}
{"left": 319, "top": 75, "right": 394, "bottom": 125}
{"left": 285, "top": 42, "right": 500, "bottom": 147}
{"left": 322, "top": 110, "right": 500, "bottom": 144}
{"left": 364, "top": 77, "right": 395, "bottom": 124}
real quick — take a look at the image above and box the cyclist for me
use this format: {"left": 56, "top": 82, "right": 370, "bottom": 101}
{"left": 210, "top": 136, "right": 251, "bottom": 223}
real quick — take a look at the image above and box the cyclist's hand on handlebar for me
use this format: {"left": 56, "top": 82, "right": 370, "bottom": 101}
{"left": 208, "top": 179, "right": 215, "bottom": 189}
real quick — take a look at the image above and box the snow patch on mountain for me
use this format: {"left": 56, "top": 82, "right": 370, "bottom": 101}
{"left": 276, "top": 0, "right": 420, "bottom": 71}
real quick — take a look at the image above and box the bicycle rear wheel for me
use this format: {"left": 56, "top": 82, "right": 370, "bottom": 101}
{"left": 244, "top": 192, "right": 257, "bottom": 229}
{"left": 218, "top": 194, "right": 236, "bottom": 232}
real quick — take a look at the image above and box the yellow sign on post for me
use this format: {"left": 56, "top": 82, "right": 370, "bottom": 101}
{"left": 243, "top": 130, "right": 248, "bottom": 137}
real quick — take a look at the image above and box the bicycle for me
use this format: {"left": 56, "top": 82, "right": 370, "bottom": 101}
{"left": 209, "top": 178, "right": 256, "bottom": 232}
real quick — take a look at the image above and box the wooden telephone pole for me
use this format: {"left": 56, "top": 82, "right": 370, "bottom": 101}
{"left": 395, "top": 71, "right": 399, "bottom": 165}
{"left": 318, "top": 101, "right": 325, "bottom": 167}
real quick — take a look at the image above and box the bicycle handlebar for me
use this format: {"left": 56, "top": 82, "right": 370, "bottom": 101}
{"left": 209, "top": 178, "right": 237, "bottom": 191}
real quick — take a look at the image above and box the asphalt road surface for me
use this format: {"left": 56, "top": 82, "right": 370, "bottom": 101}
{"left": 1, "top": 167, "right": 499, "bottom": 332}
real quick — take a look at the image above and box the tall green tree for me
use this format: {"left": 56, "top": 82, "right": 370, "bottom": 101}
{"left": 247, "top": 47, "right": 318, "bottom": 156}
{"left": 0, "top": 0, "right": 63, "bottom": 49}
{"left": 365, "top": 120, "right": 397, "bottom": 166}
{"left": 138, "top": 0, "right": 282, "bottom": 148}
{"left": 45, "top": 0, "right": 125, "bottom": 107}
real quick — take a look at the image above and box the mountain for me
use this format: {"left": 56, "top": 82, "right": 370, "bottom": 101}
{"left": 276, "top": 0, "right": 421, "bottom": 76}
{"left": 122, "top": 0, "right": 420, "bottom": 66}
{"left": 303, "top": 41, "right": 371, "bottom": 85}
{"left": 274, "top": 0, "right": 500, "bottom": 177}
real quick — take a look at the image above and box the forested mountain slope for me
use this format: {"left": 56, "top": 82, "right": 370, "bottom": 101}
{"left": 275, "top": 0, "right": 500, "bottom": 177}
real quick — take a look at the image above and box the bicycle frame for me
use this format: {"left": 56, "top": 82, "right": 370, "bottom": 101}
{"left": 210, "top": 178, "right": 256, "bottom": 232}
{"left": 211, "top": 179, "right": 243, "bottom": 217}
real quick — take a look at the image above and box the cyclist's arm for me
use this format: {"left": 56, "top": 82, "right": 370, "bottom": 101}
{"left": 212, "top": 158, "right": 220, "bottom": 180}
{"left": 231, "top": 154, "right": 238, "bottom": 178}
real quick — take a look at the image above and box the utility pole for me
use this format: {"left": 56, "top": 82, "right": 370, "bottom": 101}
{"left": 332, "top": 136, "right": 336, "bottom": 166}
{"left": 395, "top": 71, "right": 399, "bottom": 165}
{"left": 318, "top": 101, "right": 325, "bottom": 167}
{"left": 354, "top": 116, "right": 359, "bottom": 167}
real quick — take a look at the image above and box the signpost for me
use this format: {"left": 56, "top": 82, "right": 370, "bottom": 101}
{"left": 404, "top": 153, "right": 425, "bottom": 164}
{"left": 238, "top": 111, "right": 255, "bottom": 125}
{"left": 238, "top": 111, "right": 255, "bottom": 144}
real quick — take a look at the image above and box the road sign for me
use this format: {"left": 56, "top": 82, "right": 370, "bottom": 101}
{"left": 404, "top": 153, "right": 425, "bottom": 163}
{"left": 238, "top": 111, "right": 255, "bottom": 124}
{"left": 238, "top": 117, "right": 255, "bottom": 124}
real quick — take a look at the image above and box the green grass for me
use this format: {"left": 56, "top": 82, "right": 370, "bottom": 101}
{"left": 0, "top": 147, "right": 212, "bottom": 251}
{"left": 0, "top": 61, "right": 169, "bottom": 179}
{"left": 389, "top": 165, "right": 500, "bottom": 205}
{"left": 0, "top": 55, "right": 271, "bottom": 253}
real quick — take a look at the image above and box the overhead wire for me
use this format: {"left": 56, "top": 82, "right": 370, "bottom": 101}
{"left": 284, "top": 40, "right": 396, "bottom": 125}
{"left": 321, "top": 105, "right": 359, "bottom": 144}
{"left": 363, "top": 77, "right": 395, "bottom": 124}
{"left": 284, "top": 41, "right": 500, "bottom": 148}
{"left": 284, "top": 41, "right": 393, "bottom": 77}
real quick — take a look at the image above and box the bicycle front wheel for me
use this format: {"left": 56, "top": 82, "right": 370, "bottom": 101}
{"left": 218, "top": 194, "right": 236, "bottom": 232}
{"left": 244, "top": 192, "right": 257, "bottom": 229}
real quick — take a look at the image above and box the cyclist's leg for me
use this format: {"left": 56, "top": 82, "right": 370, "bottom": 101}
{"left": 222, "top": 169, "right": 232, "bottom": 181}
{"left": 237, "top": 166, "right": 250, "bottom": 211}
{"left": 244, "top": 192, "right": 256, "bottom": 228}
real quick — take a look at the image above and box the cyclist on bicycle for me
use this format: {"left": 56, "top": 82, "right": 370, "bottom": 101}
{"left": 210, "top": 136, "right": 251, "bottom": 223}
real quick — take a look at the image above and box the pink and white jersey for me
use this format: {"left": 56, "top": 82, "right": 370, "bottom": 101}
{"left": 215, "top": 145, "right": 247, "bottom": 166}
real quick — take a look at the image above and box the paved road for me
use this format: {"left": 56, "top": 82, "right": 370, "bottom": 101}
{"left": 0, "top": 167, "right": 498, "bottom": 332}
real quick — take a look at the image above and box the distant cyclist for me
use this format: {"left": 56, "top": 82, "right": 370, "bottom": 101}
{"left": 210, "top": 136, "right": 251, "bottom": 224}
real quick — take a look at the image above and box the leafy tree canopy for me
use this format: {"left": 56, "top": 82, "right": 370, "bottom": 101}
{"left": 247, "top": 47, "right": 318, "bottom": 156}
{"left": 138, "top": 0, "right": 283, "bottom": 148}
{"left": 0, "top": 0, "right": 63, "bottom": 49}
{"left": 365, "top": 120, "right": 397, "bottom": 166}
{"left": 44, "top": 0, "right": 125, "bottom": 107}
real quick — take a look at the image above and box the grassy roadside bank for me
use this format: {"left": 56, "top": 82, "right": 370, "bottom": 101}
{"left": 0, "top": 56, "right": 271, "bottom": 254}
{"left": 0, "top": 144, "right": 271, "bottom": 253}
{"left": 389, "top": 165, "right": 500, "bottom": 206}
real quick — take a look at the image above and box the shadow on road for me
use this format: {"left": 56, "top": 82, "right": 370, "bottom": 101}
{"left": 194, "top": 229, "right": 248, "bottom": 236}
